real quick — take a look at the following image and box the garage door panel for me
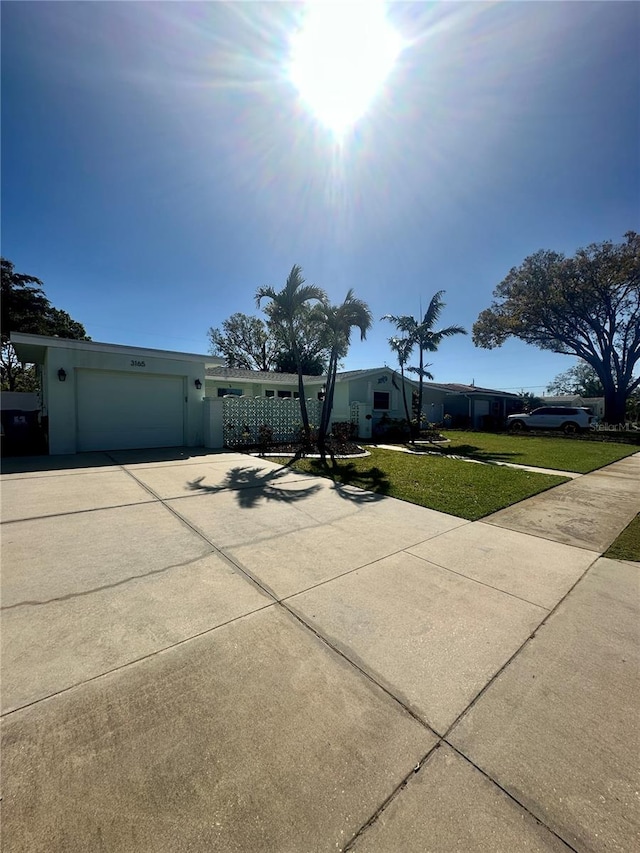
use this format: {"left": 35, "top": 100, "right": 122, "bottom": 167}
{"left": 77, "top": 371, "right": 184, "bottom": 451}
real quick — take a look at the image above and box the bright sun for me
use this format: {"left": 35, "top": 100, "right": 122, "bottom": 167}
{"left": 288, "top": 3, "right": 403, "bottom": 137}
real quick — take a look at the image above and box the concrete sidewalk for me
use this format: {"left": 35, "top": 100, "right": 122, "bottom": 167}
{"left": 1, "top": 449, "right": 639, "bottom": 852}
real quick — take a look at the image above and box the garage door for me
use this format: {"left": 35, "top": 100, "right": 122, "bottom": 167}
{"left": 76, "top": 370, "right": 185, "bottom": 451}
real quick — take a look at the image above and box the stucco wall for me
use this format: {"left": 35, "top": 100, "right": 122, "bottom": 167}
{"left": 45, "top": 346, "right": 206, "bottom": 454}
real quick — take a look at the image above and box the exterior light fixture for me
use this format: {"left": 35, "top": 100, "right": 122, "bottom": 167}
{"left": 57, "top": 368, "right": 67, "bottom": 382}
{"left": 194, "top": 378, "right": 202, "bottom": 390}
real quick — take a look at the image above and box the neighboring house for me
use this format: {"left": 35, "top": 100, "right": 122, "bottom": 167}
{"left": 208, "top": 366, "right": 520, "bottom": 431}
{"left": 541, "top": 394, "right": 605, "bottom": 419}
{"left": 436, "top": 383, "right": 521, "bottom": 429}
{"left": 329, "top": 367, "right": 427, "bottom": 429}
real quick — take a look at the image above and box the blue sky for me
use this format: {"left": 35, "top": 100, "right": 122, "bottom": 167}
{"left": 2, "top": 1, "right": 638, "bottom": 392}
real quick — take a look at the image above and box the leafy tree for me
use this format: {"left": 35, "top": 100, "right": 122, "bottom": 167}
{"left": 546, "top": 363, "right": 605, "bottom": 398}
{"left": 317, "top": 290, "right": 372, "bottom": 450}
{"left": 388, "top": 336, "right": 413, "bottom": 428}
{"left": 208, "top": 306, "right": 331, "bottom": 375}
{"left": 516, "top": 391, "right": 543, "bottom": 412}
{"left": 383, "top": 291, "right": 467, "bottom": 439}
{"left": 473, "top": 233, "right": 640, "bottom": 424}
{"left": 1, "top": 347, "right": 39, "bottom": 393}
{"left": 208, "top": 313, "right": 278, "bottom": 371}
{"left": 1, "top": 257, "right": 89, "bottom": 391}
{"left": 1, "top": 258, "right": 49, "bottom": 340}
{"left": 268, "top": 303, "right": 331, "bottom": 376}
{"left": 256, "top": 265, "right": 326, "bottom": 442}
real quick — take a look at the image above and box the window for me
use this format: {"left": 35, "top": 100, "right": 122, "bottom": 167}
{"left": 265, "top": 390, "right": 275, "bottom": 398}
{"left": 373, "top": 391, "right": 390, "bottom": 410}
{"left": 218, "top": 388, "right": 243, "bottom": 397}
{"left": 277, "top": 390, "right": 292, "bottom": 398}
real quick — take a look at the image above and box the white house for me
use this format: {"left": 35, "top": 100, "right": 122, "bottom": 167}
{"left": 10, "top": 333, "right": 223, "bottom": 455}
{"left": 541, "top": 394, "right": 605, "bottom": 419}
{"left": 206, "top": 365, "right": 446, "bottom": 434}
{"left": 8, "top": 333, "right": 519, "bottom": 454}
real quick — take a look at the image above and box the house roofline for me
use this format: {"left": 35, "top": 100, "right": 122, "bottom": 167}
{"left": 10, "top": 332, "right": 224, "bottom": 367}
{"left": 206, "top": 367, "right": 325, "bottom": 384}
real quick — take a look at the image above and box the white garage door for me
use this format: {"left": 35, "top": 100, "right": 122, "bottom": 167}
{"left": 76, "top": 370, "right": 185, "bottom": 451}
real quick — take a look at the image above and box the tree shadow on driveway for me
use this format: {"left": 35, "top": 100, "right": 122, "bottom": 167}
{"left": 186, "top": 459, "right": 389, "bottom": 509}
{"left": 186, "top": 465, "right": 322, "bottom": 509}
{"left": 296, "top": 457, "right": 391, "bottom": 503}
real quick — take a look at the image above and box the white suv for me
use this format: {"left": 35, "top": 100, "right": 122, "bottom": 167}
{"left": 507, "top": 406, "right": 595, "bottom": 435}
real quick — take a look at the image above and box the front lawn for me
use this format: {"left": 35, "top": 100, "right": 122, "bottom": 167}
{"left": 605, "top": 514, "right": 640, "bottom": 562}
{"left": 277, "top": 447, "right": 568, "bottom": 521}
{"left": 419, "top": 430, "right": 638, "bottom": 474}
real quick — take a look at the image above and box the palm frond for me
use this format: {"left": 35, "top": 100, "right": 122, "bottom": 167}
{"left": 407, "top": 364, "right": 434, "bottom": 380}
{"left": 255, "top": 285, "right": 277, "bottom": 308}
{"left": 422, "top": 325, "right": 467, "bottom": 350}
{"left": 421, "top": 290, "right": 446, "bottom": 327}
{"left": 388, "top": 336, "right": 413, "bottom": 365}
{"left": 293, "top": 284, "right": 327, "bottom": 306}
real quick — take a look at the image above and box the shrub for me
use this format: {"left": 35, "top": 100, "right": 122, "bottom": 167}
{"left": 331, "top": 421, "right": 357, "bottom": 442}
{"left": 258, "top": 423, "right": 273, "bottom": 449}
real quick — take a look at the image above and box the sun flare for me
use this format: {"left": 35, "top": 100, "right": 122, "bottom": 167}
{"left": 288, "top": 3, "right": 403, "bottom": 137}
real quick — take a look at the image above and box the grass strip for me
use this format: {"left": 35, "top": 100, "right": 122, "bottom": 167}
{"left": 414, "top": 431, "right": 639, "bottom": 474}
{"left": 276, "top": 447, "right": 568, "bottom": 521}
{"left": 605, "top": 515, "right": 640, "bottom": 562}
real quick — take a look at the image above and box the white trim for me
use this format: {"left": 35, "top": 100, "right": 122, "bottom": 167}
{"left": 10, "top": 332, "right": 223, "bottom": 366}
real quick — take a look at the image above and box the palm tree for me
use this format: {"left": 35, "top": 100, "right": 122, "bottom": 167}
{"left": 388, "top": 335, "right": 414, "bottom": 431}
{"left": 384, "top": 291, "right": 466, "bottom": 438}
{"left": 318, "top": 290, "right": 373, "bottom": 451}
{"left": 256, "top": 265, "right": 327, "bottom": 443}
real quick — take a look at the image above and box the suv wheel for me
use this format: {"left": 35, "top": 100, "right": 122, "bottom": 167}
{"left": 509, "top": 420, "right": 527, "bottom": 432}
{"left": 562, "top": 421, "right": 580, "bottom": 435}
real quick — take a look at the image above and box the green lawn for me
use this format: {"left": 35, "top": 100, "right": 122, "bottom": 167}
{"left": 276, "top": 447, "right": 568, "bottom": 521}
{"left": 412, "top": 430, "right": 639, "bottom": 474}
{"left": 605, "top": 514, "right": 640, "bottom": 562}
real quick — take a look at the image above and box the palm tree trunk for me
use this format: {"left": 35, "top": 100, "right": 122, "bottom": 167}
{"left": 297, "top": 368, "right": 310, "bottom": 441}
{"left": 415, "top": 347, "right": 424, "bottom": 440}
{"left": 400, "top": 364, "right": 411, "bottom": 435}
{"left": 325, "top": 354, "right": 339, "bottom": 441}
{"left": 290, "top": 329, "right": 310, "bottom": 443}
{"left": 319, "top": 349, "right": 337, "bottom": 450}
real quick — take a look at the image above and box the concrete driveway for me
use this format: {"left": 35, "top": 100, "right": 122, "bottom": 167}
{"left": 2, "top": 448, "right": 639, "bottom": 852}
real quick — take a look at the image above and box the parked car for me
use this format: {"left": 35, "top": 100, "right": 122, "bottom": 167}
{"left": 507, "top": 406, "right": 596, "bottom": 435}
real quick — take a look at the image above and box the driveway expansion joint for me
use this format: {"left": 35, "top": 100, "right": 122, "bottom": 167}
{"left": 341, "top": 741, "right": 444, "bottom": 852}
{"left": 109, "top": 455, "right": 280, "bottom": 601}
{"left": 1, "top": 601, "right": 276, "bottom": 718}
{"left": 440, "top": 741, "right": 582, "bottom": 853}
{"left": 282, "top": 602, "right": 440, "bottom": 737}
{"left": 406, "top": 548, "right": 553, "bottom": 612}
{"left": 440, "top": 556, "right": 598, "bottom": 740}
